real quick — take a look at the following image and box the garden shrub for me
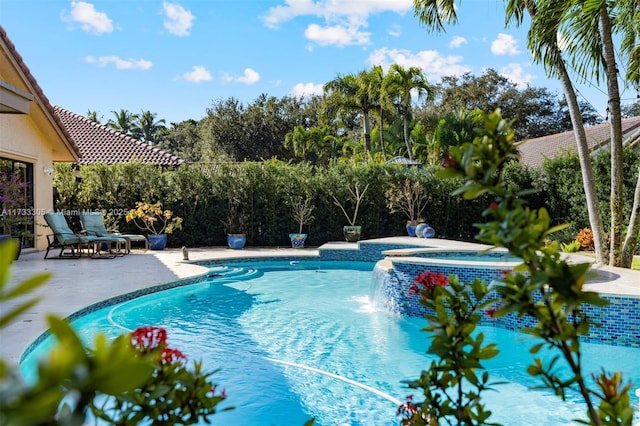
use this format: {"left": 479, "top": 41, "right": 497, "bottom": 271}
{"left": 52, "top": 151, "right": 639, "bottom": 249}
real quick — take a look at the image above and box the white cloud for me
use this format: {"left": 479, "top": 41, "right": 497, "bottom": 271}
{"left": 163, "top": 2, "right": 194, "bottom": 37}
{"left": 498, "top": 63, "right": 534, "bottom": 88}
{"left": 449, "top": 36, "right": 467, "bottom": 49}
{"left": 263, "top": 0, "right": 411, "bottom": 47}
{"left": 84, "top": 55, "right": 152, "bottom": 70}
{"left": 368, "top": 47, "right": 471, "bottom": 81}
{"left": 263, "top": 0, "right": 413, "bottom": 29}
{"left": 181, "top": 65, "right": 212, "bottom": 83}
{"left": 62, "top": 1, "right": 113, "bottom": 34}
{"left": 291, "top": 82, "right": 324, "bottom": 98}
{"left": 491, "top": 33, "right": 520, "bottom": 56}
{"left": 305, "top": 23, "right": 370, "bottom": 47}
{"left": 223, "top": 68, "right": 261, "bottom": 85}
{"left": 388, "top": 24, "right": 402, "bottom": 37}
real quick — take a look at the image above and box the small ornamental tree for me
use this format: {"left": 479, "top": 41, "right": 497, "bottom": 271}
{"left": 126, "top": 201, "right": 183, "bottom": 235}
{"left": 426, "top": 109, "right": 634, "bottom": 425}
{"left": 385, "top": 178, "right": 429, "bottom": 224}
{"left": 331, "top": 182, "right": 370, "bottom": 226}
{"left": 290, "top": 195, "right": 315, "bottom": 234}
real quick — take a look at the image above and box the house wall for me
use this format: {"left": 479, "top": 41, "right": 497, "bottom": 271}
{"left": 1, "top": 114, "right": 56, "bottom": 250}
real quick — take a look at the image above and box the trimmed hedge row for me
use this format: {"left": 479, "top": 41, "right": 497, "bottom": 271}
{"left": 53, "top": 150, "right": 639, "bottom": 248}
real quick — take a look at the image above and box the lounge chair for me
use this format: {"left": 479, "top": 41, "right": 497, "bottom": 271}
{"left": 79, "top": 211, "right": 148, "bottom": 253}
{"left": 43, "top": 212, "right": 125, "bottom": 259}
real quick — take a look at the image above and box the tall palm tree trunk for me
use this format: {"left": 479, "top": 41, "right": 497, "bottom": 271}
{"left": 557, "top": 65, "right": 608, "bottom": 264}
{"left": 403, "top": 116, "right": 413, "bottom": 161}
{"left": 622, "top": 167, "right": 640, "bottom": 267}
{"left": 363, "top": 114, "right": 372, "bottom": 159}
{"left": 519, "top": 0, "right": 610, "bottom": 264}
{"left": 599, "top": 8, "right": 626, "bottom": 266}
{"left": 379, "top": 110, "right": 387, "bottom": 161}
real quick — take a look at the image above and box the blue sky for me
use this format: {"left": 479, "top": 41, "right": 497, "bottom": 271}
{"left": 1, "top": 0, "right": 628, "bottom": 125}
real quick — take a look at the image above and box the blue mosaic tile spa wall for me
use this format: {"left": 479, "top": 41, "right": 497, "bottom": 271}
{"left": 319, "top": 242, "right": 415, "bottom": 262}
{"left": 374, "top": 262, "right": 640, "bottom": 348}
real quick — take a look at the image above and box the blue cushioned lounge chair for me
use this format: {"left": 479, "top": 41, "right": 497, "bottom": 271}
{"left": 79, "top": 212, "right": 148, "bottom": 253}
{"left": 43, "top": 212, "right": 125, "bottom": 259}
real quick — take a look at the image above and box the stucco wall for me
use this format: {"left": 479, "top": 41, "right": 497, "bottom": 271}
{"left": 1, "top": 114, "right": 56, "bottom": 251}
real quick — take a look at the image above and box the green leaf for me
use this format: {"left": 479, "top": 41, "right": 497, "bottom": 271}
{"left": 0, "top": 239, "right": 18, "bottom": 291}
{"left": 460, "top": 184, "right": 488, "bottom": 200}
{"left": 581, "top": 292, "right": 609, "bottom": 306}
{"left": 2, "top": 272, "right": 52, "bottom": 300}
{"left": 0, "top": 298, "right": 40, "bottom": 328}
{"left": 46, "top": 315, "right": 86, "bottom": 356}
{"left": 93, "top": 362, "right": 154, "bottom": 394}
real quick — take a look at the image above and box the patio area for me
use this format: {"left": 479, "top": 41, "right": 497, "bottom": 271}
{"left": 2, "top": 238, "right": 640, "bottom": 366}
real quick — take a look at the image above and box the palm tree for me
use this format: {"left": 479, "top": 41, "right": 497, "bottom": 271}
{"left": 413, "top": 0, "right": 615, "bottom": 265}
{"left": 556, "top": 0, "right": 640, "bottom": 266}
{"left": 385, "top": 64, "right": 435, "bottom": 161}
{"left": 369, "top": 65, "right": 393, "bottom": 161}
{"left": 323, "top": 69, "right": 379, "bottom": 159}
{"left": 86, "top": 110, "right": 102, "bottom": 123}
{"left": 106, "top": 109, "right": 141, "bottom": 139}
{"left": 137, "top": 110, "right": 167, "bottom": 145}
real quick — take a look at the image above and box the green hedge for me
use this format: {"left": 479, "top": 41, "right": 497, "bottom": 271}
{"left": 53, "top": 151, "right": 639, "bottom": 248}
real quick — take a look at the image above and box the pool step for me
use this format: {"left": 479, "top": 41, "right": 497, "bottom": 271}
{"left": 206, "top": 265, "right": 260, "bottom": 281}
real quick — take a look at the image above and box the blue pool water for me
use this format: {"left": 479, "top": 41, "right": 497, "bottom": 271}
{"left": 21, "top": 260, "right": 640, "bottom": 425}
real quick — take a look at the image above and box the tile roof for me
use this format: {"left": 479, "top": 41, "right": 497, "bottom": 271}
{"left": 0, "top": 25, "right": 80, "bottom": 159}
{"left": 53, "top": 106, "right": 184, "bottom": 166}
{"left": 517, "top": 116, "right": 640, "bottom": 168}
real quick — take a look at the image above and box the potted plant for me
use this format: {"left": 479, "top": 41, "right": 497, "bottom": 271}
{"left": 289, "top": 195, "right": 314, "bottom": 248}
{"left": 0, "top": 171, "right": 34, "bottom": 259}
{"left": 385, "top": 178, "right": 428, "bottom": 237}
{"left": 125, "top": 201, "right": 183, "bottom": 250}
{"left": 331, "top": 183, "right": 369, "bottom": 242}
{"left": 224, "top": 197, "right": 247, "bottom": 250}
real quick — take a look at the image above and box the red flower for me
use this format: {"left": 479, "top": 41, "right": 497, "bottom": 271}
{"left": 413, "top": 271, "right": 448, "bottom": 292}
{"left": 397, "top": 394, "right": 429, "bottom": 424}
{"left": 210, "top": 385, "right": 227, "bottom": 398}
{"left": 489, "top": 201, "right": 499, "bottom": 210}
{"left": 485, "top": 308, "right": 498, "bottom": 318}
{"left": 442, "top": 153, "right": 458, "bottom": 169}
{"left": 131, "top": 326, "right": 168, "bottom": 353}
{"left": 408, "top": 283, "right": 420, "bottom": 296}
{"left": 161, "top": 347, "right": 187, "bottom": 365}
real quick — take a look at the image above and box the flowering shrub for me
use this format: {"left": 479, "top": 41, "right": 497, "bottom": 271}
{"left": 409, "top": 271, "right": 448, "bottom": 297}
{"left": 433, "top": 109, "right": 634, "bottom": 425}
{"left": 0, "top": 245, "right": 229, "bottom": 426}
{"left": 575, "top": 227, "right": 594, "bottom": 250}
{"left": 126, "top": 201, "right": 183, "bottom": 234}
{"left": 0, "top": 171, "right": 33, "bottom": 239}
{"left": 91, "top": 326, "right": 229, "bottom": 425}
{"left": 400, "top": 273, "right": 498, "bottom": 425}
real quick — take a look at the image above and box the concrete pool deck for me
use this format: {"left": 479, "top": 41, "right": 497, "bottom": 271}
{"left": 2, "top": 237, "right": 639, "bottom": 366}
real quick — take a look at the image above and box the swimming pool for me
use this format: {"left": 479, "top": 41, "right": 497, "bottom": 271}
{"left": 21, "top": 260, "right": 640, "bottom": 425}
